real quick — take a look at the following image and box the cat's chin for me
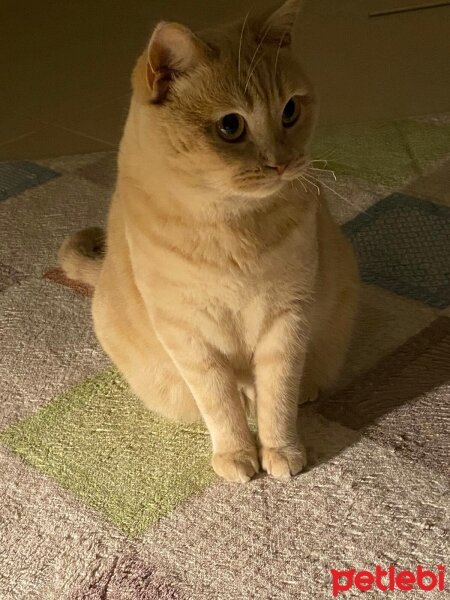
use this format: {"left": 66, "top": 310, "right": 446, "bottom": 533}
{"left": 231, "top": 180, "right": 288, "bottom": 200}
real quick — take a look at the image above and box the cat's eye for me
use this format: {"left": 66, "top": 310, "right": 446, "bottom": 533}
{"left": 217, "top": 113, "right": 246, "bottom": 142}
{"left": 282, "top": 96, "right": 302, "bottom": 128}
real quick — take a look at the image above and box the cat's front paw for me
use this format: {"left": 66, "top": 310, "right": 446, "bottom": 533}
{"left": 260, "top": 444, "right": 306, "bottom": 481}
{"left": 212, "top": 448, "right": 259, "bottom": 483}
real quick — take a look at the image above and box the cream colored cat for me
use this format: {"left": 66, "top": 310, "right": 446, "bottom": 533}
{"left": 59, "top": 0, "right": 359, "bottom": 483}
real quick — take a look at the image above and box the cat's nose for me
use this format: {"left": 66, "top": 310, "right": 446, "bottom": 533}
{"left": 276, "top": 163, "right": 288, "bottom": 175}
{"left": 266, "top": 162, "right": 290, "bottom": 176}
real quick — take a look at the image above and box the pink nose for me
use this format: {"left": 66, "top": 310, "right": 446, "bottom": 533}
{"left": 266, "top": 162, "right": 289, "bottom": 175}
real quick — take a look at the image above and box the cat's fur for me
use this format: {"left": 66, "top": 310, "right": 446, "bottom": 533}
{"left": 58, "top": 0, "right": 359, "bottom": 482}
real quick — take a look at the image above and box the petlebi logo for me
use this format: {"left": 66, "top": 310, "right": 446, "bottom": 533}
{"left": 330, "top": 565, "right": 446, "bottom": 596}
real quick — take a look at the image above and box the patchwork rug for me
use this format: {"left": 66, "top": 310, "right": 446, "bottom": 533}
{"left": 0, "top": 115, "right": 449, "bottom": 599}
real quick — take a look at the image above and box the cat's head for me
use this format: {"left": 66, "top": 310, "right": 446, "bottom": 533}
{"left": 133, "top": 0, "right": 317, "bottom": 200}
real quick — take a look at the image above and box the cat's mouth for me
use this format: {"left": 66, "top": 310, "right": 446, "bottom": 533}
{"left": 233, "top": 158, "right": 309, "bottom": 195}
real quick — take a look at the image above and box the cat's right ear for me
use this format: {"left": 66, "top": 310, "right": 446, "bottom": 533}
{"left": 258, "top": 0, "right": 304, "bottom": 47}
{"left": 146, "top": 22, "right": 208, "bottom": 103}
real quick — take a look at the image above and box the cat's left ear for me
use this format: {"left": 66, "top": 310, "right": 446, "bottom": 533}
{"left": 146, "top": 21, "right": 209, "bottom": 103}
{"left": 259, "top": 0, "right": 304, "bottom": 47}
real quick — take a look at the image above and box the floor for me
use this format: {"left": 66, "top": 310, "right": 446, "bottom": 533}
{"left": 1, "top": 0, "right": 449, "bottom": 160}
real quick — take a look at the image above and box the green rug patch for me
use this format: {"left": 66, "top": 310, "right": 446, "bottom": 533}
{"left": 397, "top": 119, "right": 450, "bottom": 172}
{"left": 313, "top": 118, "right": 450, "bottom": 186}
{"left": 0, "top": 369, "right": 215, "bottom": 536}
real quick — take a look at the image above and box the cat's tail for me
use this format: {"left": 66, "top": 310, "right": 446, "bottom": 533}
{"left": 57, "top": 227, "right": 105, "bottom": 288}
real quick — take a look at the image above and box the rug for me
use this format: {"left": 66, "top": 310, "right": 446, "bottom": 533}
{"left": 0, "top": 115, "right": 449, "bottom": 599}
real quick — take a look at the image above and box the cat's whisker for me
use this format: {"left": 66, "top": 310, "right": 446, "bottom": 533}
{"left": 244, "top": 24, "right": 272, "bottom": 93}
{"left": 310, "top": 160, "right": 329, "bottom": 171}
{"left": 278, "top": 192, "right": 291, "bottom": 203}
{"left": 244, "top": 53, "right": 266, "bottom": 95}
{"left": 294, "top": 174, "right": 312, "bottom": 193}
{"left": 314, "top": 148, "right": 338, "bottom": 161}
{"left": 308, "top": 166, "right": 337, "bottom": 181}
{"left": 297, "top": 175, "right": 320, "bottom": 196}
{"left": 310, "top": 151, "right": 338, "bottom": 169}
{"left": 274, "top": 31, "right": 288, "bottom": 79}
{"left": 305, "top": 173, "right": 361, "bottom": 211}
{"left": 294, "top": 179, "right": 318, "bottom": 200}
{"left": 294, "top": 177, "right": 308, "bottom": 193}
{"left": 238, "top": 11, "right": 250, "bottom": 84}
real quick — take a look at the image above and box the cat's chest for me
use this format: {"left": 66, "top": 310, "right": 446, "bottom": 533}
{"left": 190, "top": 202, "right": 315, "bottom": 275}
{"left": 130, "top": 197, "right": 318, "bottom": 305}
{"left": 187, "top": 223, "right": 318, "bottom": 352}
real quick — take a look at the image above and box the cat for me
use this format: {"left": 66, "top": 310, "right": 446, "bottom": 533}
{"left": 58, "top": 0, "right": 359, "bottom": 483}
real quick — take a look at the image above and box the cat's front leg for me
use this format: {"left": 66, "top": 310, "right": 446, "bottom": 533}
{"left": 153, "top": 316, "right": 259, "bottom": 483}
{"left": 254, "top": 308, "right": 307, "bottom": 481}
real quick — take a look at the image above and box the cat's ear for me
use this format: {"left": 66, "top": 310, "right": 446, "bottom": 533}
{"left": 146, "top": 22, "right": 208, "bottom": 103}
{"left": 259, "top": 0, "right": 303, "bottom": 47}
